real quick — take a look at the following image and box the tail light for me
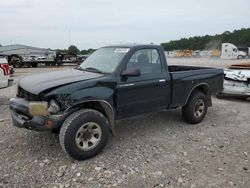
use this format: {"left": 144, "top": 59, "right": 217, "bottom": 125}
{"left": 0, "top": 63, "right": 10, "bottom": 76}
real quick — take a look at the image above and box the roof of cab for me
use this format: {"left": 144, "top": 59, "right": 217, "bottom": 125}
{"left": 102, "top": 44, "right": 162, "bottom": 49}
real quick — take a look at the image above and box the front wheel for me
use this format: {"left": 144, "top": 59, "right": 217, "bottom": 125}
{"left": 237, "top": 55, "right": 244, "bottom": 59}
{"left": 182, "top": 91, "right": 208, "bottom": 124}
{"left": 59, "top": 109, "right": 110, "bottom": 160}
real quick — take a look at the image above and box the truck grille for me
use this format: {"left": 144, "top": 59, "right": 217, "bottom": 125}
{"left": 17, "top": 86, "right": 41, "bottom": 101}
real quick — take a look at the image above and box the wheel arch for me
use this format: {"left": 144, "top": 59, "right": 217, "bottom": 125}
{"left": 68, "top": 100, "right": 115, "bottom": 135}
{"left": 185, "top": 83, "right": 212, "bottom": 106}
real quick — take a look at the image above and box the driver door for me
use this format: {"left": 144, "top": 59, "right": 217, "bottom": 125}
{"left": 116, "top": 48, "right": 170, "bottom": 118}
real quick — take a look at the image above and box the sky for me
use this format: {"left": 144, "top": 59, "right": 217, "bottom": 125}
{"left": 0, "top": 0, "right": 250, "bottom": 50}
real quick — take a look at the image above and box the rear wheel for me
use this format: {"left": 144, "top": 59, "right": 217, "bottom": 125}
{"left": 23, "top": 62, "right": 31, "bottom": 68}
{"left": 59, "top": 109, "right": 110, "bottom": 160}
{"left": 182, "top": 91, "right": 208, "bottom": 124}
{"left": 15, "top": 62, "right": 23, "bottom": 68}
{"left": 31, "top": 62, "right": 38, "bottom": 67}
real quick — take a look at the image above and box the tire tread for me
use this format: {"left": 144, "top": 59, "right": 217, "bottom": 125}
{"left": 59, "top": 109, "right": 109, "bottom": 160}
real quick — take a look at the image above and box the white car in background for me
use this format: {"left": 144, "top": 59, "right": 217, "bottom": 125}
{"left": 217, "top": 62, "right": 250, "bottom": 99}
{"left": 0, "top": 57, "right": 13, "bottom": 88}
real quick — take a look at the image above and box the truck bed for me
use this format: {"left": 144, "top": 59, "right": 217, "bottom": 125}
{"left": 168, "top": 65, "right": 213, "bottom": 72}
{"left": 168, "top": 65, "right": 224, "bottom": 108}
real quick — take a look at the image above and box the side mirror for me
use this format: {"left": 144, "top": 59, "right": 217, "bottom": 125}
{"left": 121, "top": 68, "right": 141, "bottom": 77}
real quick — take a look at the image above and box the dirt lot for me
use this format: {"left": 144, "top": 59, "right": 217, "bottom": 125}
{"left": 0, "top": 58, "right": 249, "bottom": 187}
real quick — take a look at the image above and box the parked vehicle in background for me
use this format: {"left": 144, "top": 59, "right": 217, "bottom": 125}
{"left": 9, "top": 44, "right": 224, "bottom": 160}
{"left": 166, "top": 51, "right": 176, "bottom": 58}
{"left": 77, "top": 54, "right": 90, "bottom": 64}
{"left": 0, "top": 57, "right": 13, "bottom": 88}
{"left": 217, "top": 62, "right": 250, "bottom": 99}
{"left": 192, "top": 50, "right": 201, "bottom": 57}
{"left": 211, "top": 50, "right": 221, "bottom": 58}
{"left": 0, "top": 44, "right": 56, "bottom": 68}
{"left": 221, "top": 43, "right": 247, "bottom": 59}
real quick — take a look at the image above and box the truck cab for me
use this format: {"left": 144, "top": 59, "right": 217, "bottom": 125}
{"left": 221, "top": 43, "right": 247, "bottom": 59}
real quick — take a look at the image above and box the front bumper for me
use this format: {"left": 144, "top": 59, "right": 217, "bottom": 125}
{"left": 9, "top": 97, "right": 69, "bottom": 131}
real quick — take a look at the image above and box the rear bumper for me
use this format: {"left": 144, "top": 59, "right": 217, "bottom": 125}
{"left": 9, "top": 97, "right": 69, "bottom": 131}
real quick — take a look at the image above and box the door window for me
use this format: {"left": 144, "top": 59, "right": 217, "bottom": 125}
{"left": 127, "top": 49, "right": 161, "bottom": 74}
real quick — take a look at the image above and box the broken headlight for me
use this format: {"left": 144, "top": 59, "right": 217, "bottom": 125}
{"left": 48, "top": 99, "right": 61, "bottom": 114}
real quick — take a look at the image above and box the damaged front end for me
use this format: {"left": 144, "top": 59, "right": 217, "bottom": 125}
{"left": 9, "top": 87, "right": 72, "bottom": 131}
{"left": 9, "top": 97, "right": 70, "bottom": 131}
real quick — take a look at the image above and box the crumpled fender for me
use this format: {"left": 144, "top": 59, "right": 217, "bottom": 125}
{"left": 44, "top": 85, "right": 116, "bottom": 135}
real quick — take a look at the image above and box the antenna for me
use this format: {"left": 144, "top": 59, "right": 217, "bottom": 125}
{"left": 69, "top": 29, "right": 71, "bottom": 46}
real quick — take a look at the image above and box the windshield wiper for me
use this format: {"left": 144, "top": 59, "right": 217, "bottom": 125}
{"left": 75, "top": 66, "right": 84, "bottom": 71}
{"left": 83, "top": 67, "right": 104, "bottom": 73}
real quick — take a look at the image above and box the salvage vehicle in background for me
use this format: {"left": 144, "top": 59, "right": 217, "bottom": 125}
{"left": 0, "top": 57, "right": 13, "bottom": 88}
{"left": 221, "top": 43, "right": 247, "bottom": 59}
{"left": 9, "top": 44, "right": 224, "bottom": 160}
{"left": 0, "top": 44, "right": 56, "bottom": 68}
{"left": 217, "top": 62, "right": 250, "bottom": 99}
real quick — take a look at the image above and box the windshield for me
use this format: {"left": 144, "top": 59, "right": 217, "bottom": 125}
{"left": 80, "top": 47, "right": 130, "bottom": 73}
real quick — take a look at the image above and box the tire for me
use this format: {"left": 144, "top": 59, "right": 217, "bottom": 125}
{"left": 59, "top": 109, "right": 110, "bottom": 160}
{"left": 31, "top": 62, "right": 38, "bottom": 67}
{"left": 182, "top": 91, "right": 208, "bottom": 124}
{"left": 237, "top": 55, "right": 244, "bottom": 59}
{"left": 15, "top": 63, "right": 23, "bottom": 68}
{"left": 24, "top": 62, "right": 31, "bottom": 68}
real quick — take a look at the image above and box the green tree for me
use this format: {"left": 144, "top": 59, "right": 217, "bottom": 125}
{"left": 68, "top": 45, "right": 80, "bottom": 55}
{"left": 80, "top": 48, "right": 96, "bottom": 55}
{"left": 56, "top": 48, "right": 68, "bottom": 54}
{"left": 161, "top": 28, "right": 250, "bottom": 51}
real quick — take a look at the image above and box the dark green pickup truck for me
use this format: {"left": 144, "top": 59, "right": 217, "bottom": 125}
{"left": 9, "top": 44, "right": 224, "bottom": 160}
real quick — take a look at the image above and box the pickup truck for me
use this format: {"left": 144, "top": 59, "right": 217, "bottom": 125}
{"left": 9, "top": 44, "right": 224, "bottom": 160}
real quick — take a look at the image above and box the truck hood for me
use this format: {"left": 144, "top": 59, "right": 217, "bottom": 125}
{"left": 19, "top": 69, "right": 104, "bottom": 95}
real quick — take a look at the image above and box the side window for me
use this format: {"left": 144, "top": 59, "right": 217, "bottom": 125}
{"left": 127, "top": 49, "right": 161, "bottom": 74}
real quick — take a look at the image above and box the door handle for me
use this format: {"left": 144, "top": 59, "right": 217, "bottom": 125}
{"left": 159, "top": 79, "right": 166, "bottom": 83}
{"left": 119, "top": 83, "right": 135, "bottom": 87}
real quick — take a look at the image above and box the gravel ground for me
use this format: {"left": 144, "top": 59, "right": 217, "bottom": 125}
{"left": 0, "top": 59, "right": 249, "bottom": 187}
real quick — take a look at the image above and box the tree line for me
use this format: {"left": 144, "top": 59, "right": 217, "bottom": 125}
{"left": 161, "top": 28, "right": 250, "bottom": 51}
{"left": 56, "top": 45, "right": 96, "bottom": 55}
{"left": 2, "top": 28, "right": 250, "bottom": 53}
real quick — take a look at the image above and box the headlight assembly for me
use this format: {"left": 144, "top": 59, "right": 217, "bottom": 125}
{"left": 48, "top": 99, "right": 61, "bottom": 114}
